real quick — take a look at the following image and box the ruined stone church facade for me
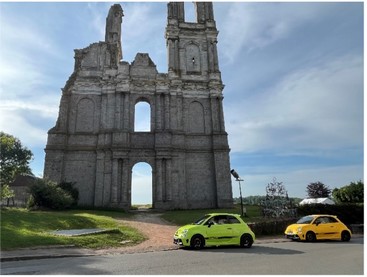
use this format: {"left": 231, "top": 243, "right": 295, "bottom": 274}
{"left": 44, "top": 2, "right": 233, "bottom": 210}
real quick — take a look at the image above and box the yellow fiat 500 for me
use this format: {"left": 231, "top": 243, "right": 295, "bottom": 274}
{"left": 285, "top": 214, "right": 352, "bottom": 242}
{"left": 173, "top": 213, "right": 255, "bottom": 250}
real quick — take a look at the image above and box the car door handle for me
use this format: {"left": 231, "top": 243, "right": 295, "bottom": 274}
{"left": 227, "top": 228, "right": 232, "bottom": 230}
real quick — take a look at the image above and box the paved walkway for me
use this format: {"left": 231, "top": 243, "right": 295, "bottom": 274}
{"left": 0, "top": 236, "right": 293, "bottom": 262}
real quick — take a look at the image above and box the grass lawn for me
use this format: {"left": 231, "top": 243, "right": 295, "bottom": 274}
{"left": 161, "top": 205, "right": 262, "bottom": 226}
{"left": 1, "top": 208, "right": 145, "bottom": 250}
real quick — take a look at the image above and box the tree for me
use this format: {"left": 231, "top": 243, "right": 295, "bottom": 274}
{"left": 306, "top": 182, "right": 331, "bottom": 198}
{"left": 0, "top": 132, "right": 34, "bottom": 186}
{"left": 332, "top": 181, "right": 364, "bottom": 203}
{"left": 0, "top": 184, "right": 15, "bottom": 205}
{"left": 28, "top": 179, "right": 74, "bottom": 210}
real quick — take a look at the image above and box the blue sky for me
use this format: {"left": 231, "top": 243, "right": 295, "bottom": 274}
{"left": 0, "top": 2, "right": 364, "bottom": 204}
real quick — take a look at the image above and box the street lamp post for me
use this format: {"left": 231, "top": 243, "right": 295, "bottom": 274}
{"left": 230, "top": 169, "right": 244, "bottom": 217}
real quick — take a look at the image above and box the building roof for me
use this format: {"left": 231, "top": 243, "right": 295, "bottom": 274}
{"left": 299, "top": 198, "right": 335, "bottom": 205}
{"left": 10, "top": 174, "right": 37, "bottom": 187}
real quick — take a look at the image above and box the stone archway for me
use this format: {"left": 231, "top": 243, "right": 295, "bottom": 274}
{"left": 44, "top": 2, "right": 233, "bottom": 211}
{"left": 131, "top": 162, "right": 153, "bottom": 207}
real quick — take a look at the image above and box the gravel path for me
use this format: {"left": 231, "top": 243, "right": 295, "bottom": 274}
{"left": 95, "top": 211, "right": 180, "bottom": 255}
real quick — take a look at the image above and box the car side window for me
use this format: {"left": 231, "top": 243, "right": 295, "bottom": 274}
{"left": 314, "top": 217, "right": 326, "bottom": 224}
{"left": 326, "top": 217, "right": 338, "bottom": 223}
{"left": 227, "top": 215, "right": 240, "bottom": 224}
{"left": 210, "top": 215, "right": 229, "bottom": 225}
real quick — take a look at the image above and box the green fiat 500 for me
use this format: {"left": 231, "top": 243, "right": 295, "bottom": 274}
{"left": 173, "top": 213, "right": 255, "bottom": 249}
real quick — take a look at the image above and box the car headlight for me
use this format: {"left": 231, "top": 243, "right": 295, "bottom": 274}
{"left": 297, "top": 227, "right": 303, "bottom": 233}
{"left": 181, "top": 229, "right": 188, "bottom": 237}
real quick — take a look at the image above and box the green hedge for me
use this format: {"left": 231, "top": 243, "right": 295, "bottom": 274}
{"left": 28, "top": 179, "right": 74, "bottom": 210}
{"left": 248, "top": 218, "right": 297, "bottom": 237}
{"left": 296, "top": 203, "right": 363, "bottom": 225}
{"left": 247, "top": 204, "right": 363, "bottom": 237}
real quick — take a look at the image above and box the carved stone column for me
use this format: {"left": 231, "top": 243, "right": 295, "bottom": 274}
{"left": 94, "top": 151, "right": 105, "bottom": 206}
{"left": 210, "top": 96, "right": 220, "bottom": 132}
{"left": 123, "top": 92, "right": 130, "bottom": 130}
{"left": 155, "top": 159, "right": 163, "bottom": 202}
{"left": 111, "top": 158, "right": 119, "bottom": 204}
{"left": 164, "top": 94, "right": 170, "bottom": 130}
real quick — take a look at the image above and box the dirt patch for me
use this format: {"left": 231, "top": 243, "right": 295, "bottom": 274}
{"left": 95, "top": 211, "right": 180, "bottom": 255}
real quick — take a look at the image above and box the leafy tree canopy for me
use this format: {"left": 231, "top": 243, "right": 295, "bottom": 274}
{"left": 0, "top": 184, "right": 15, "bottom": 200}
{"left": 332, "top": 180, "right": 364, "bottom": 203}
{"left": 0, "top": 131, "right": 34, "bottom": 186}
{"left": 306, "top": 181, "right": 331, "bottom": 198}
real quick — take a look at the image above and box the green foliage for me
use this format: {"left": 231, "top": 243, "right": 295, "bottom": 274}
{"left": 306, "top": 181, "right": 331, "bottom": 198}
{"left": 0, "top": 132, "right": 33, "bottom": 186}
{"left": 161, "top": 205, "right": 262, "bottom": 226}
{"left": 239, "top": 195, "right": 302, "bottom": 206}
{"left": 0, "top": 184, "right": 15, "bottom": 200}
{"left": 28, "top": 179, "right": 74, "bottom": 210}
{"left": 248, "top": 218, "right": 297, "bottom": 237}
{"left": 332, "top": 181, "right": 364, "bottom": 203}
{"left": 297, "top": 203, "right": 363, "bottom": 225}
{"left": 0, "top": 208, "right": 145, "bottom": 250}
{"left": 58, "top": 181, "right": 79, "bottom": 205}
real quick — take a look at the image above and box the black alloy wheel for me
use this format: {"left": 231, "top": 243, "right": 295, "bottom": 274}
{"left": 240, "top": 234, "right": 253, "bottom": 248}
{"left": 305, "top": 231, "right": 316, "bottom": 242}
{"left": 190, "top": 235, "right": 204, "bottom": 250}
{"left": 341, "top": 231, "right": 351, "bottom": 242}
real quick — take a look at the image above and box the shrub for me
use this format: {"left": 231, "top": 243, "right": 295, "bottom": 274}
{"left": 58, "top": 181, "right": 79, "bottom": 205}
{"left": 296, "top": 203, "right": 363, "bottom": 225}
{"left": 28, "top": 179, "right": 74, "bottom": 210}
{"left": 248, "top": 218, "right": 297, "bottom": 236}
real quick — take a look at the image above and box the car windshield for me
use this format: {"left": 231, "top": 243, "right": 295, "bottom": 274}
{"left": 194, "top": 215, "right": 211, "bottom": 225}
{"left": 296, "top": 215, "right": 315, "bottom": 224}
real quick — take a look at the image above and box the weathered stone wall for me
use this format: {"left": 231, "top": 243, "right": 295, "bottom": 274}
{"left": 44, "top": 2, "right": 233, "bottom": 210}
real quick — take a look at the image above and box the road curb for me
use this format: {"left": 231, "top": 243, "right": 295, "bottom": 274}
{"left": 0, "top": 238, "right": 292, "bottom": 262}
{"left": 1, "top": 235, "right": 362, "bottom": 262}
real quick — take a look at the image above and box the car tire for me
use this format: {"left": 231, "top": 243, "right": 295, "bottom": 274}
{"left": 341, "top": 231, "right": 351, "bottom": 242}
{"left": 305, "top": 231, "right": 316, "bottom": 242}
{"left": 190, "top": 235, "right": 204, "bottom": 250}
{"left": 240, "top": 234, "right": 253, "bottom": 248}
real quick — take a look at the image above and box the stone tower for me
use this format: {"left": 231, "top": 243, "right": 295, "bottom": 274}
{"left": 44, "top": 2, "right": 233, "bottom": 210}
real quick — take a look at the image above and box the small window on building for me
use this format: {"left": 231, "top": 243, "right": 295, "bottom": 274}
{"left": 134, "top": 101, "right": 151, "bottom": 132}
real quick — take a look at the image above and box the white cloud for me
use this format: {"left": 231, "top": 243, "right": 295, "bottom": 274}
{"left": 87, "top": 2, "right": 109, "bottom": 40}
{"left": 227, "top": 54, "right": 363, "bottom": 154}
{"left": 0, "top": 7, "right": 64, "bottom": 149}
{"left": 232, "top": 165, "right": 363, "bottom": 198}
{"left": 218, "top": 2, "right": 325, "bottom": 64}
{"left": 0, "top": 108, "right": 49, "bottom": 148}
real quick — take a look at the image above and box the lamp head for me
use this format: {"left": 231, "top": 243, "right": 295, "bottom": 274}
{"left": 230, "top": 169, "right": 240, "bottom": 180}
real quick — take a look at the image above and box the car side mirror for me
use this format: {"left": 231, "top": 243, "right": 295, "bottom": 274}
{"left": 315, "top": 222, "right": 320, "bottom": 226}
{"left": 208, "top": 221, "right": 213, "bottom": 228}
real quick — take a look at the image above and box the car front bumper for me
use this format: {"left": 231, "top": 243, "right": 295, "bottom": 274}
{"left": 173, "top": 236, "right": 190, "bottom": 247}
{"left": 285, "top": 233, "right": 300, "bottom": 240}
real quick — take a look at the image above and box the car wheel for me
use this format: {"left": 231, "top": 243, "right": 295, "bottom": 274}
{"left": 240, "top": 234, "right": 253, "bottom": 248}
{"left": 341, "top": 231, "right": 351, "bottom": 242}
{"left": 190, "top": 235, "right": 204, "bottom": 250}
{"left": 305, "top": 231, "right": 316, "bottom": 242}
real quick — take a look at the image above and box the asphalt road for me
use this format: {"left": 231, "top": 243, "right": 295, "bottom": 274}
{"left": 1, "top": 237, "right": 363, "bottom": 275}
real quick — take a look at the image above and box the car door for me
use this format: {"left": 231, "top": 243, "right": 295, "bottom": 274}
{"left": 226, "top": 215, "right": 243, "bottom": 244}
{"left": 314, "top": 216, "right": 338, "bottom": 239}
{"left": 323, "top": 216, "right": 342, "bottom": 239}
{"left": 205, "top": 215, "right": 233, "bottom": 245}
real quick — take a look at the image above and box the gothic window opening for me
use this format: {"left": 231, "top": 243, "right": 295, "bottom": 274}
{"left": 185, "top": 43, "right": 201, "bottom": 73}
{"left": 131, "top": 162, "right": 152, "bottom": 206}
{"left": 188, "top": 101, "right": 205, "bottom": 133}
{"left": 134, "top": 101, "right": 151, "bottom": 132}
{"left": 184, "top": 2, "right": 196, "bottom": 22}
{"left": 75, "top": 98, "right": 94, "bottom": 133}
